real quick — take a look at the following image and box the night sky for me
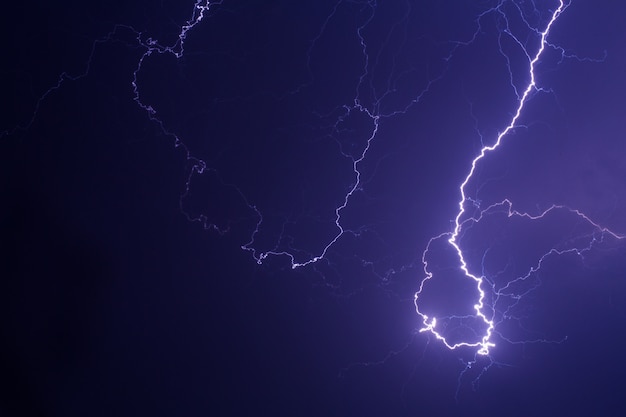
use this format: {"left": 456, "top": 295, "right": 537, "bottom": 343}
{"left": 3, "top": 1, "right": 626, "bottom": 416}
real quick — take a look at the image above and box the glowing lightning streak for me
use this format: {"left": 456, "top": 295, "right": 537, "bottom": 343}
{"left": 415, "top": 0, "right": 567, "bottom": 356}
{"left": 11, "top": 2, "right": 614, "bottom": 349}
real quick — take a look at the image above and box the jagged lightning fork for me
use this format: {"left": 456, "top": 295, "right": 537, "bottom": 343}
{"left": 127, "top": 0, "right": 382, "bottom": 269}
{"left": 414, "top": 0, "right": 574, "bottom": 356}
{"left": 240, "top": 1, "right": 444, "bottom": 269}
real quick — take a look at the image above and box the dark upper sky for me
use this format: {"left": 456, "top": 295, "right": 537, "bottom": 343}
{"left": 2, "top": 1, "right": 626, "bottom": 416}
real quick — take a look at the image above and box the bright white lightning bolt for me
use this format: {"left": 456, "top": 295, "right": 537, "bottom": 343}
{"left": 414, "top": 0, "right": 622, "bottom": 357}
{"left": 6, "top": 0, "right": 622, "bottom": 363}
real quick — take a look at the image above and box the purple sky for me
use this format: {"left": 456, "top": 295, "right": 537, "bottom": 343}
{"left": 2, "top": 1, "right": 626, "bottom": 416}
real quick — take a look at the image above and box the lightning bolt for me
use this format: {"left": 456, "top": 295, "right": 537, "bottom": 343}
{"left": 414, "top": 0, "right": 623, "bottom": 358}
{"left": 4, "top": 0, "right": 621, "bottom": 372}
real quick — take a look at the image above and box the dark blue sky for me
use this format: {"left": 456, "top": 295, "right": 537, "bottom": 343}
{"left": 2, "top": 1, "right": 626, "bottom": 416}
